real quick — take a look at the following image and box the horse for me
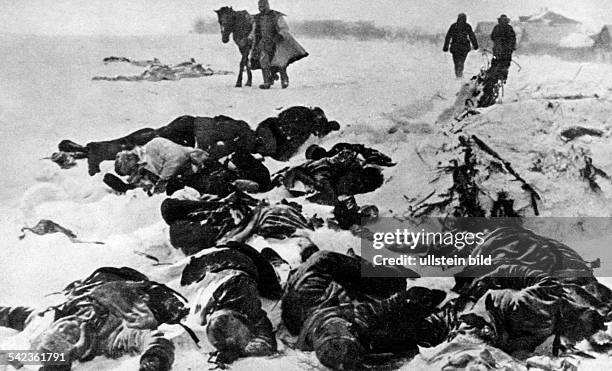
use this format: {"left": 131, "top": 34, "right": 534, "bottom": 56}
{"left": 215, "top": 6, "right": 253, "bottom": 88}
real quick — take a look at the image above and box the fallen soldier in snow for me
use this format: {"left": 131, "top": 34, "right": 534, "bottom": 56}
{"left": 93, "top": 58, "right": 232, "bottom": 82}
{"left": 417, "top": 223, "right": 612, "bottom": 368}
{"left": 180, "top": 242, "right": 280, "bottom": 365}
{"left": 58, "top": 114, "right": 255, "bottom": 176}
{"left": 0, "top": 267, "right": 190, "bottom": 371}
{"left": 165, "top": 150, "right": 273, "bottom": 196}
{"left": 329, "top": 195, "right": 379, "bottom": 230}
{"left": 103, "top": 137, "right": 209, "bottom": 195}
{"left": 273, "top": 143, "right": 393, "bottom": 205}
{"left": 282, "top": 250, "right": 442, "bottom": 370}
{"left": 19, "top": 219, "right": 104, "bottom": 245}
{"left": 160, "top": 191, "right": 314, "bottom": 255}
{"left": 254, "top": 106, "right": 340, "bottom": 161}
{"left": 102, "top": 56, "right": 161, "bottom": 67}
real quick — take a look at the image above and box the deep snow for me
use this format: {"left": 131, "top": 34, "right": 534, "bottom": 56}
{"left": 2, "top": 33, "right": 612, "bottom": 370}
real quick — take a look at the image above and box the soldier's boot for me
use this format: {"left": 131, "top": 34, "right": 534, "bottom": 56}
{"left": 280, "top": 69, "right": 289, "bottom": 89}
{"left": 259, "top": 69, "right": 271, "bottom": 89}
{"left": 58, "top": 140, "right": 88, "bottom": 154}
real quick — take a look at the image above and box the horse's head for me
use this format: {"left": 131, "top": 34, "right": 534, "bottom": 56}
{"left": 214, "top": 6, "right": 235, "bottom": 44}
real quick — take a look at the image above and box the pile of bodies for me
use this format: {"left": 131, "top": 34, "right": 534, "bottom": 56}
{"left": 16, "top": 106, "right": 611, "bottom": 371}
{"left": 4, "top": 221, "right": 612, "bottom": 370}
{"left": 92, "top": 57, "right": 232, "bottom": 82}
{"left": 53, "top": 106, "right": 341, "bottom": 196}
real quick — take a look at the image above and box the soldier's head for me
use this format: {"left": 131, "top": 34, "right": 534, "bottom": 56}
{"left": 206, "top": 309, "right": 252, "bottom": 352}
{"left": 114, "top": 150, "right": 140, "bottom": 176}
{"left": 313, "top": 316, "right": 364, "bottom": 370}
{"left": 305, "top": 144, "right": 327, "bottom": 161}
{"left": 498, "top": 14, "right": 510, "bottom": 24}
{"left": 360, "top": 167, "right": 385, "bottom": 193}
{"left": 457, "top": 13, "right": 467, "bottom": 23}
{"left": 32, "top": 310, "right": 94, "bottom": 362}
{"left": 258, "top": 0, "right": 270, "bottom": 13}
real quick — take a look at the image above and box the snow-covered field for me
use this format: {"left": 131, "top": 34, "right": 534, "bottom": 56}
{"left": 2, "top": 33, "right": 612, "bottom": 370}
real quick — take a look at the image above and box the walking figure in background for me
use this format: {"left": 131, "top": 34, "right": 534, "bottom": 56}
{"left": 443, "top": 13, "right": 478, "bottom": 78}
{"left": 490, "top": 14, "right": 516, "bottom": 81}
{"left": 249, "top": 0, "right": 308, "bottom": 89}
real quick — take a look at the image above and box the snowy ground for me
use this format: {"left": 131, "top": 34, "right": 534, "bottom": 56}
{"left": 2, "top": 33, "right": 612, "bottom": 369}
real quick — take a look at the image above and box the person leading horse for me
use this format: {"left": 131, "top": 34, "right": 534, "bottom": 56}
{"left": 249, "top": 0, "right": 308, "bottom": 89}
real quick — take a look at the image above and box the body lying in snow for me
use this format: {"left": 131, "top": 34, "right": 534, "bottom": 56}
{"left": 160, "top": 191, "right": 314, "bottom": 256}
{"left": 57, "top": 114, "right": 255, "bottom": 176}
{"left": 103, "top": 137, "right": 209, "bottom": 195}
{"left": 273, "top": 144, "right": 393, "bottom": 205}
{"left": 165, "top": 150, "right": 273, "bottom": 197}
{"left": 56, "top": 106, "right": 337, "bottom": 176}
{"left": 254, "top": 106, "right": 340, "bottom": 161}
{"left": 282, "top": 250, "right": 443, "bottom": 370}
{"left": 420, "top": 225, "right": 612, "bottom": 362}
{"left": 0, "top": 267, "right": 189, "bottom": 371}
{"left": 179, "top": 242, "right": 281, "bottom": 364}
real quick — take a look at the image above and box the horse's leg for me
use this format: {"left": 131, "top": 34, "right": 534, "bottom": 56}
{"left": 236, "top": 59, "right": 244, "bottom": 88}
{"left": 245, "top": 53, "right": 252, "bottom": 87}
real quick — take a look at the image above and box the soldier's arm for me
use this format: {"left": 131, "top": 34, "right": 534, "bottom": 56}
{"left": 468, "top": 25, "right": 478, "bottom": 50}
{"left": 490, "top": 25, "right": 499, "bottom": 41}
{"left": 509, "top": 27, "right": 517, "bottom": 50}
{"left": 443, "top": 25, "right": 453, "bottom": 51}
{"left": 0, "top": 306, "right": 34, "bottom": 331}
{"left": 276, "top": 16, "right": 290, "bottom": 40}
{"left": 244, "top": 308, "right": 277, "bottom": 356}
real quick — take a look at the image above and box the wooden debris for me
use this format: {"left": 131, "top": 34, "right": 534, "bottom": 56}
{"left": 471, "top": 134, "right": 541, "bottom": 215}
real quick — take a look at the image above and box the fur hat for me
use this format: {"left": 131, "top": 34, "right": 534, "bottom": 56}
{"left": 498, "top": 14, "right": 510, "bottom": 23}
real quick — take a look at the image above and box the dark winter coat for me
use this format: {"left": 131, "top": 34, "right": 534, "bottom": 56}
{"left": 180, "top": 244, "right": 279, "bottom": 358}
{"left": 250, "top": 10, "right": 308, "bottom": 70}
{"left": 281, "top": 251, "right": 408, "bottom": 335}
{"left": 193, "top": 115, "right": 256, "bottom": 159}
{"left": 0, "top": 267, "right": 186, "bottom": 371}
{"left": 296, "top": 287, "right": 446, "bottom": 355}
{"left": 254, "top": 106, "right": 338, "bottom": 161}
{"left": 443, "top": 17, "right": 478, "bottom": 55}
{"left": 491, "top": 23, "right": 516, "bottom": 60}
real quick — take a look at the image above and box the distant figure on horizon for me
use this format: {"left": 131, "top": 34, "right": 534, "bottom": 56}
{"left": 490, "top": 14, "right": 516, "bottom": 81}
{"left": 249, "top": 0, "right": 308, "bottom": 89}
{"left": 443, "top": 13, "right": 478, "bottom": 78}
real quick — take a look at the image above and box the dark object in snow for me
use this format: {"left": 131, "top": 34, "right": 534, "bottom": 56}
{"left": 332, "top": 196, "right": 379, "bottom": 230}
{"left": 274, "top": 147, "right": 387, "bottom": 205}
{"left": 411, "top": 135, "right": 540, "bottom": 218}
{"left": 19, "top": 219, "right": 104, "bottom": 244}
{"left": 254, "top": 106, "right": 340, "bottom": 161}
{"left": 48, "top": 152, "right": 77, "bottom": 169}
{"left": 2, "top": 267, "right": 192, "bottom": 370}
{"left": 560, "top": 126, "right": 604, "bottom": 142}
{"left": 580, "top": 156, "right": 610, "bottom": 193}
{"left": 93, "top": 58, "right": 231, "bottom": 82}
{"left": 260, "top": 247, "right": 289, "bottom": 267}
{"left": 471, "top": 134, "right": 541, "bottom": 215}
{"left": 102, "top": 56, "right": 160, "bottom": 66}
{"left": 161, "top": 192, "right": 313, "bottom": 256}
{"left": 490, "top": 191, "right": 519, "bottom": 217}
{"left": 103, "top": 173, "right": 137, "bottom": 194}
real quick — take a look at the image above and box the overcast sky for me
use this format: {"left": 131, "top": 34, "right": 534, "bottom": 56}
{"left": 1, "top": 0, "right": 611, "bottom": 35}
